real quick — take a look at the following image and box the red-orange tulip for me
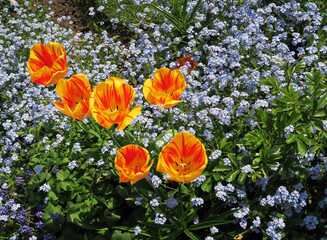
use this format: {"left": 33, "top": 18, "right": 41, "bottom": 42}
{"left": 143, "top": 68, "right": 186, "bottom": 109}
{"left": 176, "top": 55, "right": 196, "bottom": 70}
{"left": 28, "top": 42, "right": 68, "bottom": 86}
{"left": 115, "top": 145, "right": 154, "bottom": 185}
{"left": 90, "top": 77, "right": 141, "bottom": 131}
{"left": 53, "top": 74, "right": 91, "bottom": 120}
{"left": 156, "top": 132, "right": 208, "bottom": 183}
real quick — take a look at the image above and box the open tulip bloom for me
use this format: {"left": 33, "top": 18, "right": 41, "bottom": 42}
{"left": 143, "top": 68, "right": 186, "bottom": 109}
{"left": 156, "top": 132, "right": 208, "bottom": 183}
{"left": 90, "top": 77, "right": 141, "bottom": 131}
{"left": 53, "top": 74, "right": 92, "bottom": 120}
{"left": 28, "top": 42, "right": 68, "bottom": 86}
{"left": 115, "top": 145, "right": 154, "bottom": 185}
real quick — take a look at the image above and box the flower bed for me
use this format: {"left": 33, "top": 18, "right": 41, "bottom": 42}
{"left": 0, "top": 0, "right": 327, "bottom": 239}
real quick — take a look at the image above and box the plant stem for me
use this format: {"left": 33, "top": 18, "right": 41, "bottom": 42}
{"left": 126, "top": 130, "right": 133, "bottom": 145}
{"left": 88, "top": 116, "right": 104, "bottom": 141}
{"left": 168, "top": 108, "right": 175, "bottom": 136}
{"left": 106, "top": 128, "right": 122, "bottom": 148}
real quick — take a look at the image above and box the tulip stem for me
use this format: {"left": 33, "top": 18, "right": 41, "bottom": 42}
{"left": 88, "top": 116, "right": 104, "bottom": 141}
{"left": 167, "top": 108, "right": 175, "bottom": 136}
{"left": 106, "top": 129, "right": 122, "bottom": 148}
{"left": 126, "top": 131, "right": 133, "bottom": 145}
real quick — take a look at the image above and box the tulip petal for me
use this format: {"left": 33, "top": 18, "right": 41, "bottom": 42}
{"left": 46, "top": 42, "right": 67, "bottom": 63}
{"left": 91, "top": 110, "right": 114, "bottom": 129}
{"left": 28, "top": 42, "right": 68, "bottom": 86}
{"left": 115, "top": 145, "right": 152, "bottom": 185}
{"left": 143, "top": 78, "right": 160, "bottom": 105}
{"left": 53, "top": 74, "right": 91, "bottom": 120}
{"left": 116, "top": 105, "right": 141, "bottom": 131}
{"left": 53, "top": 101, "right": 75, "bottom": 119}
{"left": 142, "top": 68, "right": 186, "bottom": 109}
{"left": 91, "top": 77, "right": 139, "bottom": 130}
{"left": 159, "top": 100, "right": 184, "bottom": 109}
{"left": 30, "top": 66, "right": 53, "bottom": 85}
{"left": 48, "top": 68, "right": 68, "bottom": 86}
{"left": 157, "top": 132, "right": 208, "bottom": 183}
{"left": 28, "top": 43, "right": 54, "bottom": 69}
{"left": 152, "top": 68, "right": 172, "bottom": 93}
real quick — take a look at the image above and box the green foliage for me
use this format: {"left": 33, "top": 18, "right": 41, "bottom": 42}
{"left": 150, "top": 0, "right": 219, "bottom": 38}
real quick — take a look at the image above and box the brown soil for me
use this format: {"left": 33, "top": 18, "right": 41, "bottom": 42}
{"left": 38, "top": 0, "right": 93, "bottom": 35}
{"left": 35, "top": 0, "right": 134, "bottom": 45}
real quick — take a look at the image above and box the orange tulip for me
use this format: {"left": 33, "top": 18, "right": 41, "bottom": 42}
{"left": 90, "top": 77, "right": 141, "bottom": 131}
{"left": 28, "top": 42, "right": 68, "bottom": 86}
{"left": 115, "top": 145, "right": 154, "bottom": 185}
{"left": 176, "top": 55, "right": 196, "bottom": 70}
{"left": 156, "top": 132, "right": 208, "bottom": 183}
{"left": 53, "top": 74, "right": 91, "bottom": 120}
{"left": 143, "top": 68, "right": 186, "bottom": 109}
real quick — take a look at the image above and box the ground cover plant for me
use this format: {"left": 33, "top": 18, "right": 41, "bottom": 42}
{"left": 1, "top": 0, "right": 327, "bottom": 239}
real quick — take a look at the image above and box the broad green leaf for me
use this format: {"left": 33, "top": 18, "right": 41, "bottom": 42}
{"left": 287, "top": 112, "right": 302, "bottom": 125}
{"left": 262, "top": 165, "right": 269, "bottom": 176}
{"left": 226, "top": 170, "right": 240, "bottom": 182}
{"left": 213, "top": 165, "right": 232, "bottom": 172}
{"left": 253, "top": 157, "right": 261, "bottom": 165}
{"left": 310, "top": 145, "right": 321, "bottom": 153}
{"left": 227, "top": 153, "right": 239, "bottom": 167}
{"left": 286, "top": 134, "right": 297, "bottom": 144}
{"left": 56, "top": 169, "right": 70, "bottom": 181}
{"left": 111, "top": 230, "right": 133, "bottom": 240}
{"left": 313, "top": 110, "right": 326, "bottom": 117}
{"left": 297, "top": 135, "right": 311, "bottom": 146}
{"left": 270, "top": 145, "right": 281, "bottom": 154}
{"left": 48, "top": 191, "right": 58, "bottom": 201}
{"left": 201, "top": 177, "right": 212, "bottom": 192}
{"left": 317, "top": 93, "right": 327, "bottom": 109}
{"left": 238, "top": 172, "right": 247, "bottom": 184}
{"left": 66, "top": 202, "right": 84, "bottom": 224}
{"left": 297, "top": 139, "right": 307, "bottom": 156}
{"left": 104, "top": 209, "right": 121, "bottom": 226}
{"left": 237, "top": 172, "right": 247, "bottom": 184}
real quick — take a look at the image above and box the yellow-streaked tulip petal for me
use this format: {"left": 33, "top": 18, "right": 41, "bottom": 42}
{"left": 159, "top": 100, "right": 184, "bottom": 109}
{"left": 91, "top": 110, "right": 114, "bottom": 129}
{"left": 54, "top": 74, "right": 91, "bottom": 120}
{"left": 48, "top": 68, "right": 68, "bottom": 86}
{"left": 53, "top": 101, "right": 78, "bottom": 120}
{"left": 46, "top": 42, "right": 66, "bottom": 62}
{"left": 152, "top": 68, "right": 173, "bottom": 93}
{"left": 143, "top": 78, "right": 160, "bottom": 105}
{"left": 105, "top": 77, "right": 126, "bottom": 90}
{"left": 28, "top": 42, "right": 68, "bottom": 86}
{"left": 29, "top": 66, "right": 52, "bottom": 85}
{"left": 91, "top": 77, "right": 139, "bottom": 131}
{"left": 115, "top": 145, "right": 152, "bottom": 185}
{"left": 142, "top": 68, "right": 186, "bottom": 109}
{"left": 116, "top": 105, "right": 141, "bottom": 131}
{"left": 156, "top": 132, "right": 208, "bottom": 183}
